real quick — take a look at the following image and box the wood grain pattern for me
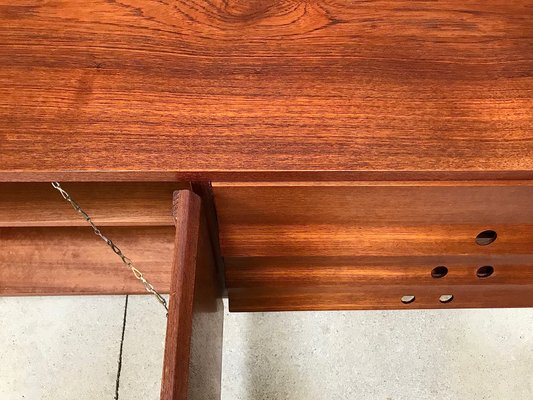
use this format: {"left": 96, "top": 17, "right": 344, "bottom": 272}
{"left": 225, "top": 256, "right": 533, "bottom": 288}
{"left": 220, "top": 224, "right": 533, "bottom": 257}
{"left": 0, "top": 182, "right": 187, "bottom": 226}
{"left": 161, "top": 190, "right": 223, "bottom": 400}
{"left": 228, "top": 284, "right": 533, "bottom": 312}
{"left": 1, "top": 1, "right": 531, "bottom": 181}
{"left": 162, "top": 190, "right": 202, "bottom": 400}
{"left": 214, "top": 183, "right": 533, "bottom": 257}
{"left": 217, "top": 182, "right": 533, "bottom": 310}
{"left": 0, "top": 226, "right": 173, "bottom": 295}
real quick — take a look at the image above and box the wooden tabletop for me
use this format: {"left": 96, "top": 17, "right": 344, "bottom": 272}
{"left": 1, "top": 1, "right": 531, "bottom": 181}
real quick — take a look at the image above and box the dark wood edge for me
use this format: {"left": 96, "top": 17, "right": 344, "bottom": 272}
{"left": 191, "top": 182, "right": 227, "bottom": 298}
{"left": 1, "top": 170, "right": 532, "bottom": 182}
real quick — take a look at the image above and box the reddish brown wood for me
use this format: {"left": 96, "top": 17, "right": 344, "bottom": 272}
{"left": 0, "top": 226, "right": 173, "bottom": 295}
{"left": 229, "top": 284, "right": 533, "bottom": 312}
{"left": 0, "top": 182, "right": 187, "bottom": 227}
{"left": 0, "top": 1, "right": 531, "bottom": 181}
{"left": 1, "top": 171, "right": 533, "bottom": 183}
{"left": 161, "top": 190, "right": 223, "bottom": 400}
{"left": 215, "top": 182, "right": 533, "bottom": 310}
{"left": 213, "top": 183, "right": 533, "bottom": 257}
{"left": 225, "top": 256, "right": 533, "bottom": 288}
{"left": 191, "top": 182, "right": 227, "bottom": 296}
{"left": 161, "top": 191, "right": 201, "bottom": 400}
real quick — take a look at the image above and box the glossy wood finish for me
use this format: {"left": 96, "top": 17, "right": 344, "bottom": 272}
{"left": 229, "top": 285, "right": 533, "bottom": 312}
{"left": 214, "top": 183, "right": 533, "bottom": 257}
{"left": 161, "top": 190, "right": 223, "bottom": 400}
{"left": 1, "top": 1, "right": 532, "bottom": 181}
{"left": 225, "top": 256, "right": 533, "bottom": 288}
{"left": 220, "top": 224, "right": 533, "bottom": 257}
{"left": 0, "top": 182, "right": 187, "bottom": 227}
{"left": 0, "top": 226, "right": 173, "bottom": 295}
{"left": 162, "top": 191, "right": 201, "bottom": 400}
{"left": 226, "top": 255, "right": 533, "bottom": 311}
{"left": 214, "top": 182, "right": 533, "bottom": 311}
{"left": 0, "top": 182, "right": 191, "bottom": 295}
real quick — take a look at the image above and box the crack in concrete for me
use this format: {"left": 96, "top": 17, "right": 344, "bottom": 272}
{"left": 114, "top": 295, "right": 129, "bottom": 400}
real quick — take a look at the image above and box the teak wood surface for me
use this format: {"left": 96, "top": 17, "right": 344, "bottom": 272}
{"left": 229, "top": 285, "right": 533, "bottom": 312}
{"left": 0, "top": 226, "right": 173, "bottom": 295}
{"left": 214, "top": 183, "right": 533, "bottom": 257}
{"left": 0, "top": 0, "right": 532, "bottom": 181}
{"left": 214, "top": 182, "right": 533, "bottom": 311}
{"left": 0, "top": 1, "right": 531, "bottom": 314}
{"left": 0, "top": 182, "right": 180, "bottom": 295}
{"left": 161, "top": 190, "right": 223, "bottom": 400}
{"left": 1, "top": 2, "right": 531, "bottom": 396}
{"left": 0, "top": 182, "right": 186, "bottom": 227}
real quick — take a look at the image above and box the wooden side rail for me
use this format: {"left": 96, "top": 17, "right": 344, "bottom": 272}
{"left": 0, "top": 182, "right": 181, "bottom": 295}
{"left": 161, "top": 190, "right": 223, "bottom": 400}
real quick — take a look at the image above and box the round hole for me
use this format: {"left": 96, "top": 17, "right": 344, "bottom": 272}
{"left": 401, "top": 295, "right": 416, "bottom": 304}
{"left": 476, "top": 265, "right": 495, "bottom": 278}
{"left": 439, "top": 294, "right": 454, "bottom": 303}
{"left": 431, "top": 266, "right": 448, "bottom": 279}
{"left": 475, "top": 230, "right": 497, "bottom": 246}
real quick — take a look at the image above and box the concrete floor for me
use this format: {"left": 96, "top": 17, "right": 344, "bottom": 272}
{"left": 1, "top": 296, "right": 532, "bottom": 399}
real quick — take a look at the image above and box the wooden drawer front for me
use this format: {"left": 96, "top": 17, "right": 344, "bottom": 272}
{"left": 213, "top": 182, "right": 533, "bottom": 311}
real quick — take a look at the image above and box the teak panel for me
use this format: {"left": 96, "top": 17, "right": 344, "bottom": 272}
{"left": 228, "top": 284, "right": 533, "bottom": 312}
{"left": 0, "top": 182, "right": 186, "bottom": 227}
{"left": 161, "top": 190, "right": 223, "bottom": 400}
{"left": 0, "top": 226, "right": 173, "bottom": 295}
{"left": 1, "top": 1, "right": 532, "bottom": 181}
{"left": 225, "top": 256, "right": 533, "bottom": 288}
{"left": 216, "top": 182, "right": 533, "bottom": 311}
{"left": 214, "top": 183, "right": 533, "bottom": 257}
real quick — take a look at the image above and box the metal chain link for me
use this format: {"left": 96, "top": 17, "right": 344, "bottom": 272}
{"left": 51, "top": 182, "right": 168, "bottom": 313}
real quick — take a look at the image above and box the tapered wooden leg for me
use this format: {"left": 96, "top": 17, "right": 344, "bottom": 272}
{"left": 161, "top": 190, "right": 224, "bottom": 400}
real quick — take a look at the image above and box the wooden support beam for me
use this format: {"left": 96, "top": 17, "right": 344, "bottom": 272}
{"left": 229, "top": 284, "right": 533, "bottom": 312}
{"left": 0, "top": 182, "right": 187, "bottom": 227}
{"left": 161, "top": 190, "right": 223, "bottom": 400}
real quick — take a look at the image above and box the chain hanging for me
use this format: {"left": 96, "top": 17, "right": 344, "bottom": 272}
{"left": 51, "top": 182, "right": 168, "bottom": 313}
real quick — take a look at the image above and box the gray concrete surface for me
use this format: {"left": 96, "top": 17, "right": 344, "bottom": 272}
{"left": 1, "top": 296, "right": 532, "bottom": 399}
{"left": 117, "top": 295, "right": 167, "bottom": 400}
{"left": 0, "top": 296, "right": 124, "bottom": 400}
{"left": 222, "top": 307, "right": 533, "bottom": 400}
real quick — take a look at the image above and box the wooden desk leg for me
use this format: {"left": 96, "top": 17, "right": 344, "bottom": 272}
{"left": 161, "top": 190, "right": 224, "bottom": 400}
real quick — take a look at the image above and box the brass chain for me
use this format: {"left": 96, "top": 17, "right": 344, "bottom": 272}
{"left": 51, "top": 182, "right": 168, "bottom": 313}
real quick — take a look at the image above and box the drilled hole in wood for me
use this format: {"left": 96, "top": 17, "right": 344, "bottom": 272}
{"left": 475, "top": 230, "right": 497, "bottom": 246}
{"left": 431, "top": 266, "right": 448, "bottom": 279}
{"left": 476, "top": 265, "right": 495, "bottom": 278}
{"left": 401, "top": 295, "right": 415, "bottom": 304}
{"left": 439, "top": 294, "right": 454, "bottom": 303}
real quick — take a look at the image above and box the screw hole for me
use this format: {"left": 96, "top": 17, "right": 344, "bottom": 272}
{"left": 476, "top": 265, "right": 495, "bottom": 278}
{"left": 401, "top": 295, "right": 415, "bottom": 304}
{"left": 475, "top": 230, "right": 497, "bottom": 246}
{"left": 439, "top": 294, "right": 454, "bottom": 303}
{"left": 431, "top": 266, "right": 448, "bottom": 279}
